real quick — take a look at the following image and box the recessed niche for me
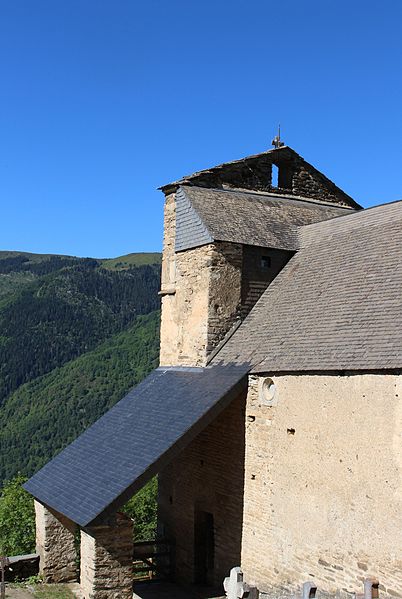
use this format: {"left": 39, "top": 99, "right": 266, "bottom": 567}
{"left": 258, "top": 377, "right": 278, "bottom": 406}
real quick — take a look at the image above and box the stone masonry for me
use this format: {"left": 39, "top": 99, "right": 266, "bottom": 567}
{"left": 34, "top": 500, "right": 78, "bottom": 583}
{"left": 160, "top": 192, "right": 243, "bottom": 366}
{"left": 158, "top": 389, "right": 247, "bottom": 586}
{"left": 159, "top": 191, "right": 293, "bottom": 366}
{"left": 160, "top": 147, "right": 360, "bottom": 209}
{"left": 80, "top": 512, "right": 133, "bottom": 599}
{"left": 241, "top": 373, "right": 402, "bottom": 598}
{"left": 240, "top": 246, "right": 291, "bottom": 319}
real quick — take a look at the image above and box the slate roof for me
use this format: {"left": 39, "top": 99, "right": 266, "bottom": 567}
{"left": 24, "top": 364, "right": 249, "bottom": 526}
{"left": 214, "top": 199, "right": 402, "bottom": 372}
{"left": 175, "top": 186, "right": 353, "bottom": 252}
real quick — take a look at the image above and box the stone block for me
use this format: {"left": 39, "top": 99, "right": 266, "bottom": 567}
{"left": 80, "top": 512, "right": 133, "bottom": 599}
{"left": 35, "top": 500, "right": 77, "bottom": 583}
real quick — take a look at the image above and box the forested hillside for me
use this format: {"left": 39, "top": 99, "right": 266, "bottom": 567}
{"left": 0, "top": 251, "right": 161, "bottom": 484}
{"left": 0, "top": 312, "right": 159, "bottom": 483}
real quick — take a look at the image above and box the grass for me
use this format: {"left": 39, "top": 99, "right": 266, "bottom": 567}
{"left": 0, "top": 271, "right": 36, "bottom": 300}
{"left": 9, "top": 581, "right": 75, "bottom": 599}
{"left": 0, "top": 250, "right": 162, "bottom": 271}
{"left": 101, "top": 252, "right": 161, "bottom": 269}
{"left": 32, "top": 585, "right": 75, "bottom": 599}
{"left": 0, "top": 251, "right": 74, "bottom": 263}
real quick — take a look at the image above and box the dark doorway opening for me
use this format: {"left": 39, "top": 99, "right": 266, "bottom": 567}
{"left": 194, "top": 510, "right": 214, "bottom": 585}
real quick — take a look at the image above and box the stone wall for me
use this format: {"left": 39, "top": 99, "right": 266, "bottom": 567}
{"left": 160, "top": 242, "right": 215, "bottom": 366}
{"left": 290, "top": 159, "right": 349, "bottom": 206}
{"left": 160, "top": 190, "right": 243, "bottom": 366}
{"left": 241, "top": 246, "right": 292, "bottom": 319}
{"left": 35, "top": 500, "right": 77, "bottom": 583}
{"left": 158, "top": 388, "right": 247, "bottom": 586}
{"left": 241, "top": 373, "right": 402, "bottom": 598}
{"left": 206, "top": 242, "right": 242, "bottom": 353}
{"left": 80, "top": 512, "right": 133, "bottom": 599}
{"left": 160, "top": 192, "right": 176, "bottom": 297}
{"left": 160, "top": 147, "right": 358, "bottom": 208}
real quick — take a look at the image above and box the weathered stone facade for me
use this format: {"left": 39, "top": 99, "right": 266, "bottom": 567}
{"left": 159, "top": 191, "right": 293, "bottom": 365}
{"left": 241, "top": 373, "right": 402, "bottom": 598}
{"left": 160, "top": 191, "right": 244, "bottom": 365}
{"left": 240, "top": 246, "right": 291, "bottom": 319}
{"left": 35, "top": 500, "right": 77, "bottom": 583}
{"left": 80, "top": 512, "right": 133, "bottom": 599}
{"left": 32, "top": 144, "right": 395, "bottom": 598}
{"left": 158, "top": 388, "right": 247, "bottom": 586}
{"left": 160, "top": 147, "right": 360, "bottom": 208}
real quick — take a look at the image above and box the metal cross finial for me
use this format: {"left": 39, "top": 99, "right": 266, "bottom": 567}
{"left": 272, "top": 124, "right": 285, "bottom": 148}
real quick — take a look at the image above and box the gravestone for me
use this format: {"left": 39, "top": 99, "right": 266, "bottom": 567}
{"left": 224, "top": 567, "right": 259, "bottom": 599}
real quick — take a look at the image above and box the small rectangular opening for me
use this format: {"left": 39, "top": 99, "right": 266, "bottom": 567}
{"left": 272, "top": 164, "right": 279, "bottom": 187}
{"left": 261, "top": 255, "right": 271, "bottom": 270}
{"left": 271, "top": 161, "right": 293, "bottom": 190}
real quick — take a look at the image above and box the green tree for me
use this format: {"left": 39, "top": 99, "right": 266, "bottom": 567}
{"left": 0, "top": 474, "right": 35, "bottom": 555}
{"left": 123, "top": 477, "right": 157, "bottom": 541}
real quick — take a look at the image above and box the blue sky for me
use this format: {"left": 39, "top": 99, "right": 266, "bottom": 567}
{"left": 1, "top": 0, "right": 401, "bottom": 257}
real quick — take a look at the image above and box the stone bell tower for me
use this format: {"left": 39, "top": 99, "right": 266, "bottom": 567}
{"left": 158, "top": 145, "right": 359, "bottom": 367}
{"left": 159, "top": 191, "right": 243, "bottom": 367}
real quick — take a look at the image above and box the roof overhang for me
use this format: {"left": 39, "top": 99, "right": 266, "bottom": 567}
{"left": 24, "top": 364, "right": 250, "bottom": 527}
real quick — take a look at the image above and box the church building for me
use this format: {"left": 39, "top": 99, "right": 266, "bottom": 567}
{"left": 24, "top": 144, "right": 402, "bottom": 599}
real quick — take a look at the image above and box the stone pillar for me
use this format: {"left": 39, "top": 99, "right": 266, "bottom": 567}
{"left": 34, "top": 500, "right": 78, "bottom": 583}
{"left": 80, "top": 512, "right": 133, "bottom": 599}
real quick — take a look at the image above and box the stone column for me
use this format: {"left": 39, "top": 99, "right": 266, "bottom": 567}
{"left": 80, "top": 512, "right": 133, "bottom": 599}
{"left": 34, "top": 500, "right": 78, "bottom": 583}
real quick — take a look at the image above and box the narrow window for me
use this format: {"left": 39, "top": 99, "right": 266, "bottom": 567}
{"left": 261, "top": 255, "right": 271, "bottom": 270}
{"left": 272, "top": 164, "right": 279, "bottom": 187}
{"left": 271, "top": 161, "right": 293, "bottom": 189}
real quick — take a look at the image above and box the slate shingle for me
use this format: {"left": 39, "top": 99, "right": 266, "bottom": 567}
{"left": 24, "top": 364, "right": 249, "bottom": 526}
{"left": 214, "top": 199, "right": 402, "bottom": 372}
{"left": 176, "top": 186, "right": 353, "bottom": 252}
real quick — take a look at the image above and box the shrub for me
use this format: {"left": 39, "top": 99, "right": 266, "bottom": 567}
{"left": 122, "top": 477, "right": 157, "bottom": 541}
{"left": 0, "top": 474, "right": 35, "bottom": 555}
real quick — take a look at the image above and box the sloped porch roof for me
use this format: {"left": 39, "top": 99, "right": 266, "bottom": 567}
{"left": 24, "top": 364, "right": 249, "bottom": 527}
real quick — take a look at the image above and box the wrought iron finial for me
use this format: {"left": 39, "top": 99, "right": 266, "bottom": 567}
{"left": 272, "top": 124, "right": 284, "bottom": 149}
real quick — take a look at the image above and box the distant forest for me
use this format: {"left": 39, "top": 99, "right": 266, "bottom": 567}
{"left": 0, "top": 251, "right": 161, "bottom": 484}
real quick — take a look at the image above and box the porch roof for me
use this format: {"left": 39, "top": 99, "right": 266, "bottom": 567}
{"left": 24, "top": 364, "right": 249, "bottom": 527}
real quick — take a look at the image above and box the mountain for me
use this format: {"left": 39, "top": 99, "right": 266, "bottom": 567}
{"left": 0, "top": 312, "right": 159, "bottom": 483}
{"left": 0, "top": 251, "right": 161, "bottom": 404}
{"left": 0, "top": 251, "right": 161, "bottom": 483}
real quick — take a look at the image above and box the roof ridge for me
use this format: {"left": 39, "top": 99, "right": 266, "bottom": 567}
{"left": 183, "top": 185, "right": 355, "bottom": 211}
{"left": 300, "top": 196, "right": 402, "bottom": 245}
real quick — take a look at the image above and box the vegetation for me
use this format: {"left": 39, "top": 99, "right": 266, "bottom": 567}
{"left": 0, "top": 250, "right": 162, "bottom": 554}
{"left": 10, "top": 577, "right": 75, "bottom": 598}
{"left": 0, "top": 312, "right": 160, "bottom": 483}
{"left": 0, "top": 256, "right": 161, "bottom": 404}
{"left": 32, "top": 585, "right": 76, "bottom": 598}
{"left": 123, "top": 477, "right": 157, "bottom": 541}
{"left": 32, "top": 585, "right": 75, "bottom": 598}
{"left": 0, "top": 473, "right": 156, "bottom": 557}
{"left": 0, "top": 271, "right": 36, "bottom": 301}
{"left": 101, "top": 252, "right": 161, "bottom": 270}
{"left": 0, "top": 475, "right": 35, "bottom": 555}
